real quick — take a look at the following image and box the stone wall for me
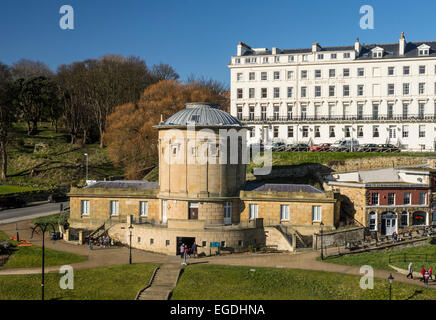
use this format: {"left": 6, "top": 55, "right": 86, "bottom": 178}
{"left": 313, "top": 227, "right": 365, "bottom": 250}
{"left": 264, "top": 226, "right": 294, "bottom": 252}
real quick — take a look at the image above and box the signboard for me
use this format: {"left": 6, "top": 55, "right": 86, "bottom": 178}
{"left": 210, "top": 242, "right": 220, "bottom": 247}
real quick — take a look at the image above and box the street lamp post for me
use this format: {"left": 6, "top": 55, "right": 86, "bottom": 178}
{"left": 31, "top": 222, "right": 56, "bottom": 301}
{"left": 320, "top": 221, "right": 324, "bottom": 260}
{"left": 84, "top": 153, "right": 88, "bottom": 182}
{"left": 128, "top": 224, "right": 133, "bottom": 264}
{"left": 388, "top": 273, "right": 394, "bottom": 300}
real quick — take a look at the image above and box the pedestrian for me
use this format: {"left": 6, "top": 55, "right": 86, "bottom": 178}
{"left": 429, "top": 266, "right": 433, "bottom": 280}
{"left": 406, "top": 262, "right": 413, "bottom": 279}
{"left": 192, "top": 242, "right": 198, "bottom": 258}
{"left": 424, "top": 270, "right": 430, "bottom": 288}
{"left": 180, "top": 243, "right": 185, "bottom": 259}
{"left": 421, "top": 266, "right": 426, "bottom": 281}
{"left": 184, "top": 246, "right": 188, "bottom": 259}
{"left": 99, "top": 237, "right": 103, "bottom": 247}
{"left": 89, "top": 237, "right": 93, "bottom": 250}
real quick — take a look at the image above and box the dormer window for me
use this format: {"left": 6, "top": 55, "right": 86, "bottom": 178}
{"left": 262, "top": 57, "right": 269, "bottom": 64}
{"left": 274, "top": 56, "right": 280, "bottom": 63}
{"left": 371, "top": 47, "right": 384, "bottom": 58}
{"left": 288, "top": 55, "right": 294, "bottom": 62}
{"left": 418, "top": 44, "right": 431, "bottom": 56}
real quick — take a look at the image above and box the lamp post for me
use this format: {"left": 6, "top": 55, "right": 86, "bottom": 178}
{"left": 320, "top": 221, "right": 324, "bottom": 260}
{"left": 388, "top": 273, "right": 394, "bottom": 300}
{"left": 31, "top": 222, "right": 56, "bottom": 300}
{"left": 84, "top": 153, "right": 88, "bottom": 182}
{"left": 128, "top": 224, "right": 133, "bottom": 264}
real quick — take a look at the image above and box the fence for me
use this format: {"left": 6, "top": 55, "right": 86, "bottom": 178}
{"left": 388, "top": 253, "right": 436, "bottom": 264}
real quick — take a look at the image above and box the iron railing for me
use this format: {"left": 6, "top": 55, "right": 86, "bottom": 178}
{"left": 238, "top": 114, "right": 436, "bottom": 122}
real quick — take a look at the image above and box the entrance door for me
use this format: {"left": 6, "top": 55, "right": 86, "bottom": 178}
{"left": 162, "top": 200, "right": 167, "bottom": 224}
{"left": 188, "top": 202, "right": 198, "bottom": 220}
{"left": 389, "top": 126, "right": 397, "bottom": 144}
{"left": 381, "top": 212, "right": 397, "bottom": 236}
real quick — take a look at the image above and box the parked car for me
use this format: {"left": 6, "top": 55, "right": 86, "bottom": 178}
{"left": 377, "top": 144, "right": 401, "bottom": 153}
{"left": 309, "top": 143, "right": 331, "bottom": 152}
{"left": 271, "top": 142, "right": 286, "bottom": 152}
{"left": 357, "top": 144, "right": 380, "bottom": 152}
{"left": 286, "top": 143, "right": 310, "bottom": 152}
{"left": 330, "top": 140, "right": 359, "bottom": 152}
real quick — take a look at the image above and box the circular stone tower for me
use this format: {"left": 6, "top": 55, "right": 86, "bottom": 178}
{"left": 154, "top": 102, "right": 247, "bottom": 225}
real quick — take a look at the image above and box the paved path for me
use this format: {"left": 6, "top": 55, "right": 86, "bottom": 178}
{"left": 0, "top": 201, "right": 68, "bottom": 225}
{"left": 0, "top": 219, "right": 434, "bottom": 290}
{"left": 136, "top": 263, "right": 183, "bottom": 300}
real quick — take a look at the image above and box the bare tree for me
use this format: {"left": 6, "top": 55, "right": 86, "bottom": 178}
{"left": 151, "top": 63, "right": 179, "bottom": 81}
{"left": 11, "top": 59, "right": 53, "bottom": 80}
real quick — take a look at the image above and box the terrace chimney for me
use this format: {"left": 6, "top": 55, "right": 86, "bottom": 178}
{"left": 354, "top": 38, "right": 361, "bottom": 54}
{"left": 399, "top": 32, "right": 406, "bottom": 56}
{"left": 272, "top": 47, "right": 278, "bottom": 55}
{"left": 312, "top": 43, "right": 321, "bottom": 52}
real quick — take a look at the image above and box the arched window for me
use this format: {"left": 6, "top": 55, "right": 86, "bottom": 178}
{"left": 369, "top": 212, "right": 377, "bottom": 231}
{"left": 412, "top": 211, "right": 426, "bottom": 226}
{"left": 401, "top": 211, "right": 408, "bottom": 227}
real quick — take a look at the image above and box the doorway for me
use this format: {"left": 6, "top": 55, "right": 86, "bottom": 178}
{"left": 188, "top": 202, "right": 198, "bottom": 220}
{"left": 176, "top": 237, "right": 196, "bottom": 255}
{"left": 381, "top": 212, "right": 397, "bottom": 236}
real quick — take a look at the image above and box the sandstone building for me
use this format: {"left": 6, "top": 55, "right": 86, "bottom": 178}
{"left": 68, "top": 103, "right": 340, "bottom": 255}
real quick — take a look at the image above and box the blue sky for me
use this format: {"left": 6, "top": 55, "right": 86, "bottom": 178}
{"left": 1, "top": 0, "right": 435, "bottom": 85}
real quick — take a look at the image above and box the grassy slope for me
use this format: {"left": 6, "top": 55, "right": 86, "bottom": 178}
{"left": 7, "top": 122, "right": 123, "bottom": 187}
{"left": 0, "top": 231, "right": 86, "bottom": 269}
{"left": 171, "top": 264, "right": 436, "bottom": 300}
{"left": 0, "top": 263, "right": 158, "bottom": 300}
{"left": 323, "top": 243, "right": 436, "bottom": 271}
{"left": 0, "top": 185, "right": 39, "bottom": 194}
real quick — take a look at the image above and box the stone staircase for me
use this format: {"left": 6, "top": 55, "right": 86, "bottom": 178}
{"left": 136, "top": 263, "right": 183, "bottom": 300}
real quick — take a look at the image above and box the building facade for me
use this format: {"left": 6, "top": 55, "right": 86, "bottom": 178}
{"left": 68, "top": 103, "right": 340, "bottom": 255}
{"left": 327, "top": 161, "right": 436, "bottom": 236}
{"left": 229, "top": 33, "right": 436, "bottom": 151}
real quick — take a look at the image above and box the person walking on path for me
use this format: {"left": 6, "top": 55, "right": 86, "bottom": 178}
{"left": 424, "top": 270, "right": 430, "bottom": 288}
{"left": 429, "top": 266, "right": 433, "bottom": 280}
{"left": 192, "top": 242, "right": 198, "bottom": 258}
{"left": 180, "top": 243, "right": 185, "bottom": 259}
{"left": 421, "top": 266, "right": 426, "bottom": 281}
{"left": 406, "top": 262, "right": 413, "bottom": 279}
{"left": 89, "top": 238, "right": 93, "bottom": 250}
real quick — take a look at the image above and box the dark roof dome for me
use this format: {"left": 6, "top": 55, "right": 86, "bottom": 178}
{"left": 155, "top": 103, "right": 245, "bottom": 128}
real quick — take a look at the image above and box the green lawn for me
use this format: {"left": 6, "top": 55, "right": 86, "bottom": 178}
{"left": 171, "top": 264, "right": 436, "bottom": 300}
{"left": 323, "top": 243, "right": 436, "bottom": 272}
{"left": 0, "top": 230, "right": 86, "bottom": 269}
{"left": 0, "top": 263, "right": 158, "bottom": 300}
{"left": 0, "top": 185, "right": 39, "bottom": 195}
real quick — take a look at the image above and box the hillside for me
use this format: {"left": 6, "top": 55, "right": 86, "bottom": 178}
{"left": 5, "top": 123, "right": 123, "bottom": 188}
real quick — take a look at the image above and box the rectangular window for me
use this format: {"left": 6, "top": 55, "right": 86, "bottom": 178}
{"left": 261, "top": 88, "right": 267, "bottom": 98}
{"left": 388, "top": 67, "right": 394, "bottom": 75}
{"left": 249, "top": 127, "right": 255, "bottom": 138}
{"left": 287, "top": 105, "right": 293, "bottom": 119}
{"left": 262, "top": 57, "right": 269, "bottom": 64}
{"left": 312, "top": 206, "right": 322, "bottom": 222}
{"left": 314, "top": 126, "right": 320, "bottom": 138}
{"left": 388, "top": 193, "right": 395, "bottom": 206}
{"left": 357, "top": 85, "right": 364, "bottom": 96}
{"left": 302, "top": 126, "right": 309, "bottom": 138}
{"left": 402, "top": 103, "right": 409, "bottom": 119}
{"left": 388, "top": 84, "right": 395, "bottom": 95}
{"left": 261, "top": 72, "right": 267, "bottom": 80}
{"left": 248, "top": 88, "right": 255, "bottom": 99}
{"left": 420, "top": 192, "right": 427, "bottom": 205}
{"left": 315, "top": 70, "right": 321, "bottom": 78}
{"left": 273, "top": 106, "right": 279, "bottom": 120}
{"left": 274, "top": 71, "right": 280, "bottom": 80}
{"left": 273, "top": 87, "right": 280, "bottom": 98}
{"left": 343, "top": 85, "right": 349, "bottom": 97}
{"left": 329, "top": 85, "right": 335, "bottom": 97}
{"left": 288, "top": 55, "right": 294, "bottom": 62}
{"left": 287, "top": 87, "right": 293, "bottom": 98}
{"left": 343, "top": 52, "right": 350, "bottom": 59}
{"left": 358, "top": 68, "right": 364, "bottom": 77}
{"left": 81, "top": 200, "right": 90, "bottom": 216}
{"left": 287, "top": 126, "right": 294, "bottom": 138}
{"left": 236, "top": 73, "right": 242, "bottom": 81}
{"left": 329, "top": 126, "right": 335, "bottom": 138}
{"left": 237, "top": 88, "right": 243, "bottom": 99}
{"left": 404, "top": 192, "right": 411, "bottom": 205}
{"left": 357, "top": 126, "right": 363, "bottom": 137}
{"left": 317, "top": 54, "right": 324, "bottom": 60}
{"left": 274, "top": 56, "right": 280, "bottom": 63}
{"left": 261, "top": 106, "right": 267, "bottom": 120}
{"left": 403, "top": 66, "right": 410, "bottom": 75}
{"left": 357, "top": 104, "right": 363, "bottom": 120}
{"left": 329, "top": 69, "right": 335, "bottom": 78}
{"left": 140, "top": 201, "right": 148, "bottom": 217}
{"left": 249, "top": 106, "right": 254, "bottom": 120}
{"left": 419, "top": 65, "right": 426, "bottom": 74}
{"left": 273, "top": 126, "right": 279, "bottom": 138}
{"left": 419, "top": 83, "right": 425, "bottom": 95}
{"left": 373, "top": 126, "right": 379, "bottom": 138}
{"left": 402, "top": 125, "right": 409, "bottom": 138}
{"left": 301, "top": 70, "right": 307, "bottom": 79}
{"left": 301, "top": 87, "right": 307, "bottom": 98}
{"left": 344, "top": 126, "right": 351, "bottom": 138}
{"left": 249, "top": 72, "right": 255, "bottom": 80}
{"left": 387, "top": 104, "right": 394, "bottom": 119}
{"left": 419, "top": 125, "right": 426, "bottom": 138}
{"left": 343, "top": 68, "right": 350, "bottom": 77}
{"left": 331, "top": 53, "right": 337, "bottom": 59}
{"left": 372, "top": 104, "right": 379, "bottom": 119}
{"left": 110, "top": 200, "right": 119, "bottom": 216}
{"left": 371, "top": 193, "right": 379, "bottom": 206}
{"left": 315, "top": 86, "right": 321, "bottom": 97}
{"left": 280, "top": 205, "right": 290, "bottom": 221}
{"left": 249, "top": 204, "right": 258, "bottom": 219}
{"left": 403, "top": 83, "right": 409, "bottom": 95}
{"left": 419, "top": 103, "right": 425, "bottom": 118}
{"left": 237, "top": 107, "right": 242, "bottom": 120}
{"left": 287, "top": 71, "right": 294, "bottom": 79}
